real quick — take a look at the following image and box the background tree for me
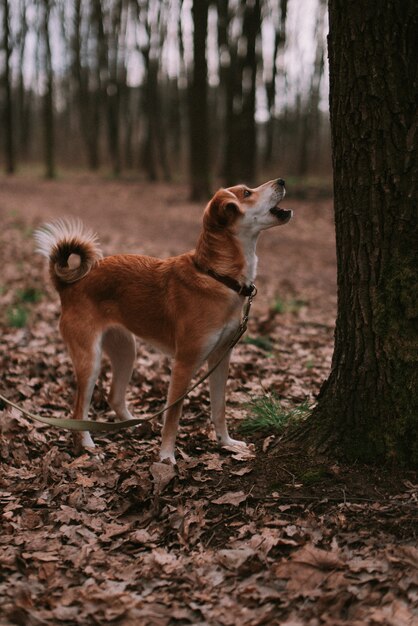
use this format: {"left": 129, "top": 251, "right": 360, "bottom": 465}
{"left": 189, "top": 0, "right": 210, "bottom": 200}
{"left": 224, "top": 0, "right": 261, "bottom": 186}
{"left": 263, "top": 0, "right": 288, "bottom": 167}
{"left": 40, "top": 0, "right": 55, "bottom": 178}
{"left": 303, "top": 0, "right": 418, "bottom": 466}
{"left": 0, "top": 0, "right": 332, "bottom": 186}
{"left": 2, "top": 0, "right": 14, "bottom": 174}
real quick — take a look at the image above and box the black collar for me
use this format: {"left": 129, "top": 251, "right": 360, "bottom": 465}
{"left": 194, "top": 261, "right": 256, "bottom": 297}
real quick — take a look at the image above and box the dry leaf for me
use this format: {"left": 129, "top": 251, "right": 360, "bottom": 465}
{"left": 212, "top": 490, "right": 247, "bottom": 506}
{"left": 150, "top": 461, "right": 176, "bottom": 493}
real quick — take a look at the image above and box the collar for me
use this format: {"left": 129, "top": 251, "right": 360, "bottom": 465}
{"left": 194, "top": 260, "right": 256, "bottom": 297}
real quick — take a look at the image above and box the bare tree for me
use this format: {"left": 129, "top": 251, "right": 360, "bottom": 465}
{"left": 16, "top": 0, "right": 30, "bottom": 160}
{"left": 2, "top": 0, "right": 14, "bottom": 173}
{"left": 224, "top": 0, "right": 261, "bottom": 185}
{"left": 189, "top": 0, "right": 210, "bottom": 200}
{"left": 297, "top": 0, "right": 327, "bottom": 176}
{"left": 40, "top": 0, "right": 55, "bottom": 178}
{"left": 239, "top": 0, "right": 261, "bottom": 183}
{"left": 264, "top": 0, "right": 288, "bottom": 167}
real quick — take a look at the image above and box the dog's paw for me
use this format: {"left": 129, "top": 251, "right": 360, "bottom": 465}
{"left": 115, "top": 409, "right": 135, "bottom": 422}
{"left": 221, "top": 438, "right": 255, "bottom": 460}
{"left": 81, "top": 432, "right": 96, "bottom": 449}
{"left": 159, "top": 450, "right": 177, "bottom": 465}
{"left": 219, "top": 436, "right": 248, "bottom": 449}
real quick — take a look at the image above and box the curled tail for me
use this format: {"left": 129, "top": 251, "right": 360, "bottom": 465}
{"left": 34, "top": 218, "right": 102, "bottom": 285}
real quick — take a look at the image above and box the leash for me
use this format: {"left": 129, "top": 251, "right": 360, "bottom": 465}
{"left": 0, "top": 288, "right": 256, "bottom": 434}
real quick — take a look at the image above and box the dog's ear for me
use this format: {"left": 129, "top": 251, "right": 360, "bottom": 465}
{"left": 205, "top": 189, "right": 244, "bottom": 229}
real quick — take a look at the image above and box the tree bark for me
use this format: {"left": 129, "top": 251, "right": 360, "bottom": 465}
{"left": 189, "top": 0, "right": 210, "bottom": 200}
{"left": 305, "top": 0, "right": 418, "bottom": 466}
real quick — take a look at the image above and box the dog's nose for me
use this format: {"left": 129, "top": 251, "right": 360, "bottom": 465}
{"left": 277, "top": 178, "right": 285, "bottom": 187}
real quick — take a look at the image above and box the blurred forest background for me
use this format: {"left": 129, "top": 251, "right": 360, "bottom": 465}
{"left": 1, "top": 0, "right": 330, "bottom": 197}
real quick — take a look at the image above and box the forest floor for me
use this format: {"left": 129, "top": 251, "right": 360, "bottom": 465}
{"left": 0, "top": 174, "right": 417, "bottom": 626}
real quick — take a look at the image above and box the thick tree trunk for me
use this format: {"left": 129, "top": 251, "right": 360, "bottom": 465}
{"left": 189, "top": 0, "right": 210, "bottom": 201}
{"left": 306, "top": 0, "right": 418, "bottom": 466}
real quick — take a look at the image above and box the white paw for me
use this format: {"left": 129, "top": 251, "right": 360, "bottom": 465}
{"left": 159, "top": 450, "right": 177, "bottom": 465}
{"left": 219, "top": 436, "right": 248, "bottom": 449}
{"left": 81, "top": 432, "right": 96, "bottom": 449}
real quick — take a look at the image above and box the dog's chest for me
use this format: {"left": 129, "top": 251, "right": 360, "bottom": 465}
{"left": 203, "top": 318, "right": 240, "bottom": 361}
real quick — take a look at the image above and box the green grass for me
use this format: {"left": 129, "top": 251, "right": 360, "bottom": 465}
{"left": 6, "top": 305, "right": 29, "bottom": 328}
{"left": 239, "top": 394, "right": 312, "bottom": 436}
{"left": 3, "top": 287, "right": 43, "bottom": 328}
{"left": 16, "top": 287, "right": 42, "bottom": 304}
{"left": 271, "top": 296, "right": 308, "bottom": 315}
{"left": 243, "top": 335, "right": 274, "bottom": 352}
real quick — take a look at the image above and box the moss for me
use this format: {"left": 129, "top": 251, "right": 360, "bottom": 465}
{"left": 300, "top": 467, "right": 327, "bottom": 485}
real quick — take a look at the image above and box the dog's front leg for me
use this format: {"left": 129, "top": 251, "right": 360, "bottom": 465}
{"left": 160, "top": 359, "right": 197, "bottom": 463}
{"left": 208, "top": 350, "right": 249, "bottom": 451}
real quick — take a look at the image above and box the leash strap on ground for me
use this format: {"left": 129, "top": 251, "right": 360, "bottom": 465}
{"left": 0, "top": 291, "right": 256, "bottom": 434}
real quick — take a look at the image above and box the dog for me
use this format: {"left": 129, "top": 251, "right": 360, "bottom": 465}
{"left": 35, "top": 179, "right": 292, "bottom": 462}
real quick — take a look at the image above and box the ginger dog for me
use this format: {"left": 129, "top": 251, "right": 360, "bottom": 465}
{"left": 35, "top": 179, "right": 291, "bottom": 462}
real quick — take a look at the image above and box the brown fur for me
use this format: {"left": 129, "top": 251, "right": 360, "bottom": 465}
{"left": 35, "top": 180, "right": 290, "bottom": 461}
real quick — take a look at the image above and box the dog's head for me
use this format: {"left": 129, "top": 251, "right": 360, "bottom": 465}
{"left": 205, "top": 179, "right": 292, "bottom": 234}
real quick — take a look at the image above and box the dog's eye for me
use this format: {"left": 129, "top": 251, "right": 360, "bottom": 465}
{"left": 243, "top": 189, "right": 252, "bottom": 198}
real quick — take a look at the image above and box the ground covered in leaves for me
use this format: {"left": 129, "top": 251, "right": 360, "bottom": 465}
{"left": 1, "top": 174, "right": 417, "bottom": 625}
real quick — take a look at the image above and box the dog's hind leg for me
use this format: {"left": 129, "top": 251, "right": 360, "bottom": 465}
{"left": 208, "top": 349, "right": 249, "bottom": 450}
{"left": 63, "top": 328, "right": 103, "bottom": 452}
{"left": 102, "top": 327, "right": 136, "bottom": 421}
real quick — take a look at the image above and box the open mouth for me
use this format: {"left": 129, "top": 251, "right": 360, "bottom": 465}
{"left": 269, "top": 207, "right": 293, "bottom": 222}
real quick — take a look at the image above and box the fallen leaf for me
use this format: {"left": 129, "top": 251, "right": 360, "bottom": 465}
{"left": 212, "top": 491, "right": 247, "bottom": 506}
{"left": 217, "top": 547, "right": 256, "bottom": 569}
{"left": 150, "top": 461, "right": 176, "bottom": 493}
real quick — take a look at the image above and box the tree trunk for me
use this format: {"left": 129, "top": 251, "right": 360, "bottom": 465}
{"left": 106, "top": 0, "right": 121, "bottom": 176}
{"left": 2, "top": 0, "right": 14, "bottom": 174}
{"left": 189, "top": 0, "right": 210, "bottom": 201}
{"left": 264, "top": 0, "right": 287, "bottom": 168}
{"left": 297, "top": 0, "right": 326, "bottom": 177}
{"left": 91, "top": 0, "right": 107, "bottom": 171}
{"left": 41, "top": 0, "right": 54, "bottom": 178}
{"left": 224, "top": 0, "right": 261, "bottom": 186}
{"left": 72, "top": 0, "right": 99, "bottom": 170}
{"left": 305, "top": 0, "right": 418, "bottom": 466}
{"left": 140, "top": 49, "right": 158, "bottom": 182}
{"left": 238, "top": 0, "right": 260, "bottom": 184}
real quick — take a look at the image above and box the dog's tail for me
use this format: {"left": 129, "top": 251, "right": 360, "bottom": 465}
{"left": 34, "top": 218, "right": 103, "bottom": 285}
